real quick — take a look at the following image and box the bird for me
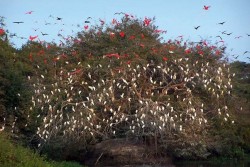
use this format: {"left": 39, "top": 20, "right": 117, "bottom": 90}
{"left": 218, "top": 22, "right": 226, "bottom": 25}
{"left": 13, "top": 21, "right": 24, "bottom": 24}
{"left": 243, "top": 51, "right": 249, "bottom": 55}
{"left": 99, "top": 19, "right": 105, "bottom": 25}
{"left": 203, "top": 5, "right": 211, "bottom": 10}
{"left": 41, "top": 32, "right": 48, "bottom": 36}
{"left": 0, "top": 28, "right": 4, "bottom": 35}
{"left": 232, "top": 54, "right": 240, "bottom": 59}
{"left": 194, "top": 26, "right": 200, "bottom": 30}
{"left": 220, "top": 31, "right": 227, "bottom": 34}
{"left": 25, "top": 11, "right": 34, "bottom": 14}
{"left": 226, "top": 33, "right": 232, "bottom": 36}
{"left": 10, "top": 33, "right": 17, "bottom": 37}
{"left": 56, "top": 17, "right": 62, "bottom": 20}
{"left": 247, "top": 34, "right": 250, "bottom": 37}
{"left": 216, "top": 36, "right": 223, "bottom": 40}
{"left": 84, "top": 21, "right": 90, "bottom": 23}
{"left": 114, "top": 12, "right": 125, "bottom": 15}
{"left": 29, "top": 35, "right": 38, "bottom": 41}
{"left": 235, "top": 36, "right": 242, "bottom": 39}
{"left": 84, "top": 25, "right": 89, "bottom": 30}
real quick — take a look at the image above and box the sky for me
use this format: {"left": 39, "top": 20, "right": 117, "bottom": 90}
{"left": 0, "top": 0, "right": 250, "bottom": 62}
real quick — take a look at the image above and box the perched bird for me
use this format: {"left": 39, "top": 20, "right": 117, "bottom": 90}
{"left": 0, "top": 28, "right": 5, "bottom": 35}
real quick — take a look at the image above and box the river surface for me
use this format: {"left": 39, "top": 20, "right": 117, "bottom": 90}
{"left": 174, "top": 160, "right": 250, "bottom": 167}
{"left": 103, "top": 159, "right": 250, "bottom": 167}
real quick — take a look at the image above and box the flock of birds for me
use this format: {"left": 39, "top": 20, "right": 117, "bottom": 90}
{"left": 0, "top": 5, "right": 246, "bottom": 145}
{"left": 28, "top": 51, "right": 235, "bottom": 146}
{"left": 0, "top": 4, "right": 249, "bottom": 61}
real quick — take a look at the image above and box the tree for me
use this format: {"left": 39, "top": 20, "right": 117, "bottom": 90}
{"left": 24, "top": 16, "right": 235, "bottom": 159}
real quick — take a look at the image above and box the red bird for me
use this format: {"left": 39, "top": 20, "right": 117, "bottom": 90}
{"left": 203, "top": 5, "right": 211, "bottom": 10}
{"left": 25, "top": 11, "right": 34, "bottom": 14}
{"left": 0, "top": 28, "right": 5, "bottom": 35}
{"left": 29, "top": 35, "right": 38, "bottom": 41}
{"left": 84, "top": 25, "right": 89, "bottom": 30}
{"left": 163, "top": 57, "right": 168, "bottom": 61}
{"left": 185, "top": 48, "right": 192, "bottom": 54}
{"left": 119, "top": 31, "right": 125, "bottom": 38}
{"left": 141, "top": 33, "right": 145, "bottom": 39}
{"left": 129, "top": 35, "right": 135, "bottom": 40}
{"left": 29, "top": 53, "right": 33, "bottom": 61}
{"left": 143, "top": 17, "right": 151, "bottom": 26}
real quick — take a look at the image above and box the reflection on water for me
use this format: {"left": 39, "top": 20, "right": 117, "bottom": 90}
{"left": 174, "top": 160, "right": 250, "bottom": 167}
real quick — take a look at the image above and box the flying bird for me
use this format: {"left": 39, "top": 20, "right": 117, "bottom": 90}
{"left": 56, "top": 17, "right": 62, "bottom": 20}
{"left": 226, "top": 33, "right": 232, "bottom": 36}
{"left": 243, "top": 51, "right": 250, "bottom": 55}
{"left": 85, "top": 21, "right": 90, "bottom": 23}
{"left": 114, "top": 12, "right": 125, "bottom": 15}
{"left": 246, "top": 34, "right": 250, "bottom": 36}
{"left": 13, "top": 21, "right": 24, "bottom": 24}
{"left": 220, "top": 31, "right": 227, "bottom": 34}
{"left": 203, "top": 5, "right": 211, "bottom": 10}
{"left": 41, "top": 32, "right": 48, "bottom": 36}
{"left": 194, "top": 26, "right": 200, "bottom": 30}
{"left": 235, "top": 36, "right": 242, "bottom": 39}
{"left": 29, "top": 35, "right": 38, "bottom": 41}
{"left": 216, "top": 36, "right": 223, "bottom": 40}
{"left": 232, "top": 54, "right": 239, "bottom": 59}
{"left": 218, "top": 22, "right": 226, "bottom": 25}
{"left": 25, "top": 11, "right": 34, "bottom": 14}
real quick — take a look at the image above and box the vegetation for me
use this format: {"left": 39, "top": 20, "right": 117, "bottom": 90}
{"left": 0, "top": 15, "right": 249, "bottom": 165}
{"left": 0, "top": 133, "right": 82, "bottom": 167}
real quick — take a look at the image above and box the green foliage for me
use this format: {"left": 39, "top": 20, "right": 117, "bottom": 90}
{"left": 0, "top": 133, "right": 83, "bottom": 167}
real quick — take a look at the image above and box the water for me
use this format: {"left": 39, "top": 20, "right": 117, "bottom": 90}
{"left": 174, "top": 159, "right": 250, "bottom": 167}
